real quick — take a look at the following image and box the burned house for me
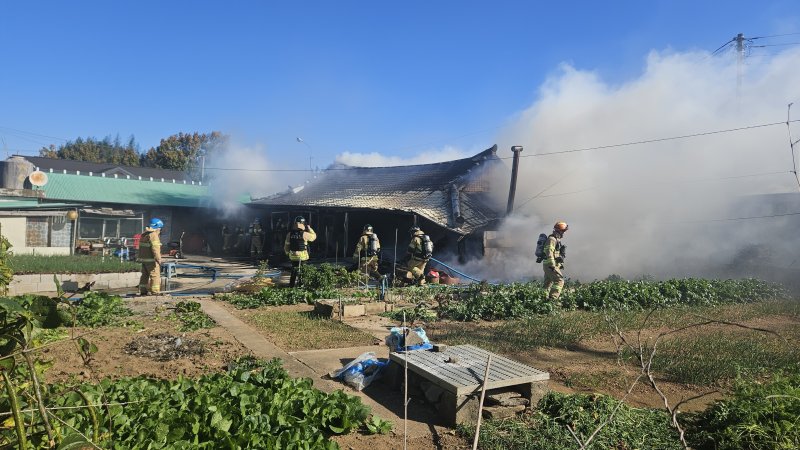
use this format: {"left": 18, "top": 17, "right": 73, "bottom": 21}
{"left": 249, "top": 145, "right": 505, "bottom": 262}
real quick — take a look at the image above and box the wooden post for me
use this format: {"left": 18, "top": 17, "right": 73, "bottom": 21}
{"left": 472, "top": 354, "right": 493, "bottom": 450}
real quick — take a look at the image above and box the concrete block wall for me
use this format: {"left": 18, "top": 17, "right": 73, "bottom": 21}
{"left": 6, "top": 272, "right": 140, "bottom": 295}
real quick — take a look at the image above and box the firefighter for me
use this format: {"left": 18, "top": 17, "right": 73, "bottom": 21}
{"left": 543, "top": 221, "right": 569, "bottom": 300}
{"left": 353, "top": 224, "right": 382, "bottom": 280}
{"left": 222, "top": 224, "right": 232, "bottom": 254}
{"left": 404, "top": 226, "right": 432, "bottom": 285}
{"left": 250, "top": 218, "right": 265, "bottom": 261}
{"left": 284, "top": 216, "right": 316, "bottom": 287}
{"left": 138, "top": 218, "right": 164, "bottom": 295}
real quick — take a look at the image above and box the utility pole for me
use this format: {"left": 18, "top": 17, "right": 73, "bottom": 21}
{"left": 735, "top": 33, "right": 746, "bottom": 101}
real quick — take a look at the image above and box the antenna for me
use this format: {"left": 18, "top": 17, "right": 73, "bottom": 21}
{"left": 29, "top": 170, "right": 49, "bottom": 187}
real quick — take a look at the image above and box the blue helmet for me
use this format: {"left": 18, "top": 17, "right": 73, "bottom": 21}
{"left": 149, "top": 218, "right": 164, "bottom": 229}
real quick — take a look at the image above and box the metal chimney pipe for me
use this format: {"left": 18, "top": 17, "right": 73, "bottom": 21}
{"left": 506, "top": 146, "right": 523, "bottom": 215}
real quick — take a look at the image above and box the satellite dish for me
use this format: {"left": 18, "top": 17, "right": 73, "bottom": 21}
{"left": 29, "top": 170, "right": 49, "bottom": 187}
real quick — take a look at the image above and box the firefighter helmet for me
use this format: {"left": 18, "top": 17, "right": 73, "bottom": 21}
{"left": 149, "top": 218, "right": 164, "bottom": 229}
{"left": 363, "top": 224, "right": 373, "bottom": 233}
{"left": 294, "top": 216, "right": 306, "bottom": 224}
{"left": 409, "top": 225, "right": 421, "bottom": 234}
{"left": 553, "top": 221, "right": 569, "bottom": 232}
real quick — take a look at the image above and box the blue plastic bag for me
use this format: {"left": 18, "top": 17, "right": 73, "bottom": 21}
{"left": 385, "top": 327, "right": 434, "bottom": 352}
{"left": 330, "top": 352, "right": 388, "bottom": 391}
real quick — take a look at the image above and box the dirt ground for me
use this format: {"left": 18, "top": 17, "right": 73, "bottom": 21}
{"left": 41, "top": 297, "right": 249, "bottom": 384}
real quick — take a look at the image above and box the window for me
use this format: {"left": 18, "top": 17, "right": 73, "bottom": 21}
{"left": 79, "top": 218, "right": 103, "bottom": 239}
{"left": 119, "top": 219, "right": 141, "bottom": 238}
{"left": 25, "top": 216, "right": 73, "bottom": 248}
{"left": 78, "top": 217, "right": 142, "bottom": 240}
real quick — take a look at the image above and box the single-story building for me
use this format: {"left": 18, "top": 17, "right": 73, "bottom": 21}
{"left": 249, "top": 145, "right": 506, "bottom": 262}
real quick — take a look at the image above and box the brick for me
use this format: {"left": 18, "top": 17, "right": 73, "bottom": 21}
{"left": 482, "top": 405, "right": 526, "bottom": 420}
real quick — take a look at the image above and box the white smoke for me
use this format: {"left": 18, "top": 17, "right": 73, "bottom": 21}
{"left": 482, "top": 48, "right": 800, "bottom": 282}
{"left": 336, "top": 145, "right": 475, "bottom": 167}
{"left": 206, "top": 142, "right": 297, "bottom": 217}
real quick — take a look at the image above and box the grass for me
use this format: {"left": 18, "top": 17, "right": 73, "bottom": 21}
{"left": 247, "top": 311, "right": 376, "bottom": 351}
{"left": 651, "top": 327, "right": 800, "bottom": 385}
{"left": 9, "top": 254, "right": 139, "bottom": 274}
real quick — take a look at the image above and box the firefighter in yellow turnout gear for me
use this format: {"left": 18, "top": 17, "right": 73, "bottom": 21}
{"left": 284, "top": 216, "right": 316, "bottom": 287}
{"left": 353, "top": 224, "right": 382, "bottom": 280}
{"left": 543, "top": 221, "right": 568, "bottom": 300}
{"left": 138, "top": 218, "right": 164, "bottom": 295}
{"left": 404, "top": 226, "right": 432, "bottom": 285}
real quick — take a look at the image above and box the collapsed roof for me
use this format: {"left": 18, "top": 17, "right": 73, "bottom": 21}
{"left": 251, "top": 145, "right": 503, "bottom": 234}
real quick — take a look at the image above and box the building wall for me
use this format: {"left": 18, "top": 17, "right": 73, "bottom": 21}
{"left": 0, "top": 215, "right": 72, "bottom": 255}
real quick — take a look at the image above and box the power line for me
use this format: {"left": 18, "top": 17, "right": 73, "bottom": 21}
{"left": 751, "top": 42, "right": 800, "bottom": 48}
{"left": 502, "top": 119, "right": 800, "bottom": 160}
{"left": 750, "top": 32, "right": 800, "bottom": 39}
{"left": 678, "top": 210, "right": 800, "bottom": 224}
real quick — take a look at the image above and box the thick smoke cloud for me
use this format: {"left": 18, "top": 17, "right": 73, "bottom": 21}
{"left": 487, "top": 49, "right": 800, "bottom": 284}
{"left": 207, "top": 142, "right": 296, "bottom": 217}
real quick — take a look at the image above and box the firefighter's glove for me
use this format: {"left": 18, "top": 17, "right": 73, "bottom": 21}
{"left": 555, "top": 256, "right": 564, "bottom": 264}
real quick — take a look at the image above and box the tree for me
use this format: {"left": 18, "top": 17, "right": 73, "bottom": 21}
{"left": 141, "top": 131, "right": 228, "bottom": 179}
{"left": 38, "top": 135, "right": 140, "bottom": 166}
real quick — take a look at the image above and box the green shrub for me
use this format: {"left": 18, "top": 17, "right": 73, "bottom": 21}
{"left": 687, "top": 367, "right": 800, "bottom": 450}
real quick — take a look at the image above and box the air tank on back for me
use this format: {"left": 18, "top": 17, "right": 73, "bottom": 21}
{"left": 0, "top": 156, "right": 35, "bottom": 190}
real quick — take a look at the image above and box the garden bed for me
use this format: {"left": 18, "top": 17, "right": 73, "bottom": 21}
{"left": 9, "top": 254, "right": 139, "bottom": 275}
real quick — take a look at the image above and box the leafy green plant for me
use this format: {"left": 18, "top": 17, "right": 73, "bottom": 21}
{"left": 381, "top": 306, "right": 438, "bottom": 324}
{"left": 686, "top": 367, "right": 800, "bottom": 450}
{"left": 171, "top": 301, "right": 216, "bottom": 332}
{"left": 1, "top": 358, "right": 379, "bottom": 449}
{"left": 365, "top": 416, "right": 392, "bottom": 435}
{"left": 73, "top": 292, "right": 135, "bottom": 327}
{"left": 433, "top": 278, "right": 787, "bottom": 322}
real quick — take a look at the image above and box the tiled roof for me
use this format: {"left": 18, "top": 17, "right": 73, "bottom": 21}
{"left": 22, "top": 156, "right": 192, "bottom": 182}
{"left": 251, "top": 146, "right": 503, "bottom": 234}
{"left": 40, "top": 172, "right": 210, "bottom": 208}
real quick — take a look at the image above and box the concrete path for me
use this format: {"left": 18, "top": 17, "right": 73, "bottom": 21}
{"left": 198, "top": 300, "right": 440, "bottom": 440}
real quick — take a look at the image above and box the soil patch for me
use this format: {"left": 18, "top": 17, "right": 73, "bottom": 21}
{"left": 41, "top": 297, "right": 250, "bottom": 383}
{"left": 124, "top": 332, "right": 206, "bottom": 361}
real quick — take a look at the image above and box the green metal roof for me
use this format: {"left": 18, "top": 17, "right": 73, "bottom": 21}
{"left": 0, "top": 198, "right": 83, "bottom": 210}
{"left": 40, "top": 173, "right": 211, "bottom": 207}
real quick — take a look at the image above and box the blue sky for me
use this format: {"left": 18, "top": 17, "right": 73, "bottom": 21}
{"left": 1, "top": 0, "right": 798, "bottom": 170}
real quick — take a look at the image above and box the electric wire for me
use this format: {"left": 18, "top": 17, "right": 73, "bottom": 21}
{"left": 4, "top": 119, "right": 800, "bottom": 173}
{"left": 506, "top": 119, "right": 800, "bottom": 160}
